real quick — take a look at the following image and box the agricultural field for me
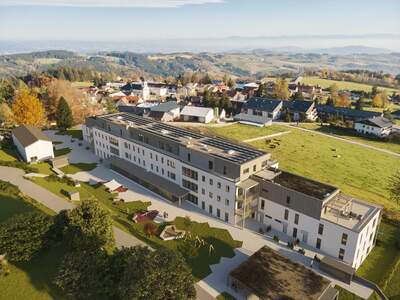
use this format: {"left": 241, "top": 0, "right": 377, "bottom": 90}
{"left": 70, "top": 81, "right": 93, "bottom": 88}
{"left": 204, "top": 124, "right": 400, "bottom": 221}
{"left": 300, "top": 76, "right": 400, "bottom": 94}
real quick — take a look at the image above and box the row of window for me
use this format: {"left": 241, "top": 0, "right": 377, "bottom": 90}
{"left": 200, "top": 201, "right": 229, "bottom": 222}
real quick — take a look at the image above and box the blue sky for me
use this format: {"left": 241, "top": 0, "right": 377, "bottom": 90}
{"left": 0, "top": 0, "right": 399, "bottom": 41}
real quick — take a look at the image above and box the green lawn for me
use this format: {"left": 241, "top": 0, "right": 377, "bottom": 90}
{"left": 32, "top": 163, "right": 55, "bottom": 175}
{"left": 0, "top": 147, "right": 18, "bottom": 161}
{"left": 53, "top": 147, "right": 71, "bottom": 157}
{"left": 202, "top": 124, "right": 287, "bottom": 142}
{"left": 55, "top": 130, "right": 83, "bottom": 140}
{"left": 208, "top": 124, "right": 400, "bottom": 221}
{"left": 30, "top": 177, "right": 242, "bottom": 280}
{"left": 59, "top": 163, "right": 97, "bottom": 174}
{"left": 356, "top": 222, "right": 400, "bottom": 299}
{"left": 0, "top": 181, "right": 63, "bottom": 300}
{"left": 298, "top": 123, "right": 400, "bottom": 154}
{"left": 300, "top": 76, "right": 400, "bottom": 93}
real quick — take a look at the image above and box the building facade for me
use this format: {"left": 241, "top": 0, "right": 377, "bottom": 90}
{"left": 83, "top": 112, "right": 381, "bottom": 269}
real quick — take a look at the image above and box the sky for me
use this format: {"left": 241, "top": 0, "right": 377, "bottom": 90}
{"left": 0, "top": 0, "right": 399, "bottom": 49}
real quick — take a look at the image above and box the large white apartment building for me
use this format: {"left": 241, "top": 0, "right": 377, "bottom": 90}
{"left": 83, "top": 112, "right": 381, "bottom": 270}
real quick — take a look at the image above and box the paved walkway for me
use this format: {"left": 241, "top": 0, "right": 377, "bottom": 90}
{"left": 243, "top": 131, "right": 291, "bottom": 143}
{"left": 276, "top": 122, "right": 400, "bottom": 157}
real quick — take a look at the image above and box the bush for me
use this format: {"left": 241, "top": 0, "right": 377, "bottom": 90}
{"left": 298, "top": 248, "right": 305, "bottom": 255}
{"left": 273, "top": 235, "right": 279, "bottom": 242}
{"left": 144, "top": 222, "right": 157, "bottom": 237}
{"left": 0, "top": 212, "right": 54, "bottom": 262}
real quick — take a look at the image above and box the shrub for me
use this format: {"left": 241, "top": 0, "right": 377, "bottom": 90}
{"left": 273, "top": 235, "right": 279, "bottom": 242}
{"left": 144, "top": 222, "right": 158, "bottom": 237}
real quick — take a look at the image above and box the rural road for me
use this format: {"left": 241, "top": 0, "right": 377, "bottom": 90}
{"left": 277, "top": 123, "right": 400, "bottom": 158}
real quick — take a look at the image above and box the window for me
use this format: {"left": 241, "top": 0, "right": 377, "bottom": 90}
{"left": 201, "top": 201, "right": 205, "bottom": 210}
{"left": 124, "top": 142, "right": 130, "bottom": 149}
{"left": 243, "top": 168, "right": 249, "bottom": 174}
{"left": 110, "top": 146, "right": 119, "bottom": 156}
{"left": 294, "top": 213, "right": 299, "bottom": 225}
{"left": 316, "top": 238, "right": 322, "bottom": 249}
{"left": 217, "top": 182, "right": 221, "bottom": 189}
{"left": 151, "top": 164, "right": 153, "bottom": 170}
{"left": 225, "top": 199, "right": 230, "bottom": 206}
{"left": 202, "top": 176, "right": 205, "bottom": 182}
{"left": 182, "top": 179, "right": 198, "bottom": 193}
{"left": 341, "top": 233, "right": 348, "bottom": 246}
{"left": 109, "top": 137, "right": 119, "bottom": 146}
{"left": 217, "top": 196, "right": 221, "bottom": 202}
{"left": 265, "top": 215, "right": 272, "bottom": 219}
{"left": 318, "top": 224, "right": 324, "bottom": 235}
{"left": 150, "top": 153, "right": 152, "bottom": 159}
{"left": 217, "top": 209, "right": 221, "bottom": 218}
{"left": 169, "top": 172, "right": 176, "bottom": 180}
{"left": 187, "top": 194, "right": 198, "bottom": 205}
{"left": 369, "top": 232, "right": 374, "bottom": 241}
{"left": 286, "top": 196, "right": 291, "bottom": 205}
{"left": 208, "top": 161, "right": 213, "bottom": 170}
{"left": 161, "top": 168, "right": 164, "bottom": 175}
{"left": 223, "top": 166, "right": 227, "bottom": 175}
{"left": 225, "top": 213, "right": 229, "bottom": 222}
{"left": 338, "top": 248, "right": 345, "bottom": 260}
{"left": 209, "top": 192, "right": 213, "bottom": 199}
{"left": 201, "top": 188, "right": 205, "bottom": 195}
{"left": 187, "top": 153, "right": 191, "bottom": 162}
{"left": 293, "top": 228, "right": 297, "bottom": 238}
{"left": 284, "top": 209, "right": 289, "bottom": 220}
{"left": 226, "top": 186, "right": 230, "bottom": 192}
{"left": 182, "top": 167, "right": 198, "bottom": 180}
{"left": 253, "top": 165, "right": 256, "bottom": 172}
{"left": 161, "top": 157, "right": 164, "bottom": 164}
{"left": 155, "top": 155, "right": 158, "bottom": 161}
{"left": 138, "top": 134, "right": 144, "bottom": 142}
{"left": 209, "top": 205, "right": 213, "bottom": 214}
{"left": 261, "top": 199, "right": 265, "bottom": 210}
{"left": 209, "top": 179, "right": 213, "bottom": 185}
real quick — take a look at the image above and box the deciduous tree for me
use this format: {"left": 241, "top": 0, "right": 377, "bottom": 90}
{"left": 11, "top": 87, "right": 46, "bottom": 126}
{"left": 0, "top": 103, "right": 14, "bottom": 126}
{"left": 274, "top": 78, "right": 290, "bottom": 100}
{"left": 388, "top": 170, "right": 400, "bottom": 206}
{"left": 0, "top": 212, "right": 53, "bottom": 262}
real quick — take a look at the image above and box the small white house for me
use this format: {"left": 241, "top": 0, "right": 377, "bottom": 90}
{"left": 354, "top": 117, "right": 393, "bottom": 138}
{"left": 180, "top": 106, "right": 214, "bottom": 123}
{"left": 11, "top": 125, "right": 54, "bottom": 163}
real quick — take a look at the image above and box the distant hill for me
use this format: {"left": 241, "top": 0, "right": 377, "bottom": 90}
{"left": 0, "top": 49, "right": 399, "bottom": 79}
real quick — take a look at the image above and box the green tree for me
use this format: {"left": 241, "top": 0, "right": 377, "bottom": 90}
{"left": 0, "top": 212, "right": 53, "bottom": 262}
{"left": 66, "top": 199, "right": 115, "bottom": 251}
{"left": 104, "top": 97, "right": 117, "bottom": 114}
{"left": 115, "top": 247, "right": 196, "bottom": 300}
{"left": 56, "top": 96, "right": 73, "bottom": 130}
{"left": 327, "top": 84, "right": 339, "bottom": 106}
{"left": 256, "top": 83, "right": 268, "bottom": 97}
{"left": 202, "top": 73, "right": 212, "bottom": 84}
{"left": 388, "top": 170, "right": 400, "bottom": 206}
{"left": 55, "top": 249, "right": 112, "bottom": 300}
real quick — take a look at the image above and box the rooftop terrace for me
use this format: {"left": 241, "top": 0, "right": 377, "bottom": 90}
{"left": 93, "top": 112, "right": 268, "bottom": 165}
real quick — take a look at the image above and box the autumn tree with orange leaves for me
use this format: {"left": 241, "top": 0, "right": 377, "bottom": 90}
{"left": 12, "top": 87, "right": 46, "bottom": 126}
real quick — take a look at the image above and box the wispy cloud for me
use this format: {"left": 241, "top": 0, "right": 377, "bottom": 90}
{"left": 0, "top": 0, "right": 223, "bottom": 7}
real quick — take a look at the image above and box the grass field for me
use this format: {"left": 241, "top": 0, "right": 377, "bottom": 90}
{"left": 205, "top": 124, "right": 400, "bottom": 221}
{"left": 298, "top": 123, "right": 400, "bottom": 154}
{"left": 300, "top": 76, "right": 400, "bottom": 94}
{"left": 71, "top": 81, "right": 93, "bottom": 88}
{"left": 59, "top": 163, "right": 97, "bottom": 174}
{"left": 0, "top": 181, "right": 63, "bottom": 300}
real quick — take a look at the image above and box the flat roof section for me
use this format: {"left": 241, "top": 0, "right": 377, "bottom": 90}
{"left": 230, "top": 246, "right": 334, "bottom": 300}
{"left": 93, "top": 112, "right": 268, "bottom": 165}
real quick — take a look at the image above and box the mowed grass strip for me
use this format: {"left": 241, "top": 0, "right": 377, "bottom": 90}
{"left": 60, "top": 163, "right": 97, "bottom": 174}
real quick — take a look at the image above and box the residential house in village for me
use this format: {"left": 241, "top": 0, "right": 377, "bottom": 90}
{"left": 12, "top": 125, "right": 54, "bottom": 163}
{"left": 316, "top": 105, "right": 382, "bottom": 123}
{"left": 354, "top": 116, "right": 393, "bottom": 138}
{"left": 121, "top": 82, "right": 150, "bottom": 101}
{"left": 148, "top": 101, "right": 181, "bottom": 122}
{"left": 180, "top": 106, "right": 214, "bottom": 123}
{"left": 234, "top": 97, "right": 283, "bottom": 126}
{"left": 282, "top": 100, "right": 318, "bottom": 122}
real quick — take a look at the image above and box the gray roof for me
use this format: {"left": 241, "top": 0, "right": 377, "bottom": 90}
{"left": 243, "top": 97, "right": 282, "bottom": 112}
{"left": 150, "top": 101, "right": 179, "bottom": 113}
{"left": 358, "top": 116, "right": 393, "bottom": 128}
{"left": 12, "top": 125, "right": 51, "bottom": 147}
{"left": 320, "top": 256, "right": 355, "bottom": 276}
{"left": 181, "top": 106, "right": 213, "bottom": 117}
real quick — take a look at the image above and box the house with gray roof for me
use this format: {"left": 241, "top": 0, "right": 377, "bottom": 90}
{"left": 234, "top": 97, "right": 282, "bottom": 126}
{"left": 180, "top": 106, "right": 214, "bottom": 123}
{"left": 354, "top": 116, "right": 393, "bottom": 138}
{"left": 11, "top": 125, "right": 54, "bottom": 163}
{"left": 149, "top": 101, "right": 181, "bottom": 122}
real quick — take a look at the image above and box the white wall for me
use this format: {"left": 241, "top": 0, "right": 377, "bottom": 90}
{"left": 12, "top": 136, "right": 54, "bottom": 163}
{"left": 258, "top": 197, "right": 379, "bottom": 269}
{"left": 354, "top": 123, "right": 391, "bottom": 137}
